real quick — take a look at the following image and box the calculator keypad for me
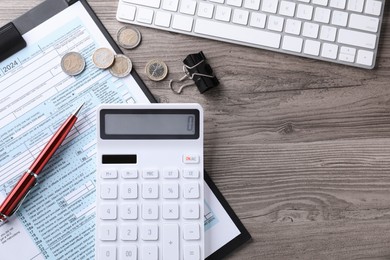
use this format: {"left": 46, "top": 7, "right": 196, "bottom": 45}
{"left": 97, "top": 167, "right": 203, "bottom": 260}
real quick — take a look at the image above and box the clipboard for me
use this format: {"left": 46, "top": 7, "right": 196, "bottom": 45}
{"left": 0, "top": 0, "right": 251, "bottom": 258}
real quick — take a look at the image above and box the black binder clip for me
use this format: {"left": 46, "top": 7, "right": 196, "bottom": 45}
{"left": 0, "top": 23, "right": 26, "bottom": 62}
{"left": 169, "top": 51, "right": 219, "bottom": 94}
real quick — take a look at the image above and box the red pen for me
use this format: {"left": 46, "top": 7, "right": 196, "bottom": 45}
{"left": 0, "top": 103, "right": 84, "bottom": 222}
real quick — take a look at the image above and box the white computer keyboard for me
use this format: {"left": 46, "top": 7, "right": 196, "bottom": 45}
{"left": 96, "top": 104, "right": 204, "bottom": 260}
{"left": 117, "top": 0, "right": 385, "bottom": 69}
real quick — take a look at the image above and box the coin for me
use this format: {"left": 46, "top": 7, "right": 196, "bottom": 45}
{"left": 109, "top": 54, "right": 132, "bottom": 78}
{"left": 61, "top": 52, "right": 85, "bottom": 76}
{"left": 92, "top": 48, "right": 115, "bottom": 69}
{"left": 145, "top": 60, "right": 169, "bottom": 81}
{"left": 117, "top": 26, "right": 142, "bottom": 50}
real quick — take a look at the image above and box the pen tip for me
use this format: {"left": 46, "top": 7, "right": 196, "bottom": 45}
{"left": 72, "top": 103, "right": 85, "bottom": 117}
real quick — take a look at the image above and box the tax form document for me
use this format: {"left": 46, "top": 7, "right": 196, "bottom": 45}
{"left": 0, "top": 2, "right": 149, "bottom": 259}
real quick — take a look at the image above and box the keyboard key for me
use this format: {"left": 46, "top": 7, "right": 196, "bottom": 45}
{"left": 101, "top": 183, "right": 118, "bottom": 199}
{"left": 329, "top": 0, "right": 346, "bottom": 9}
{"left": 356, "top": 50, "right": 374, "bottom": 66}
{"left": 142, "top": 245, "right": 158, "bottom": 260}
{"left": 349, "top": 14, "right": 379, "bottom": 33}
{"left": 155, "top": 11, "right": 172, "bottom": 27}
{"left": 120, "top": 224, "right": 138, "bottom": 241}
{"left": 120, "top": 169, "right": 138, "bottom": 179}
{"left": 163, "top": 183, "right": 179, "bottom": 199}
{"left": 331, "top": 10, "right": 348, "bottom": 27}
{"left": 143, "top": 169, "right": 159, "bottom": 178}
{"left": 198, "top": 2, "right": 214, "bottom": 18}
{"left": 267, "top": 15, "right": 284, "bottom": 32}
{"left": 100, "top": 246, "right": 116, "bottom": 260}
{"left": 364, "top": 0, "right": 382, "bottom": 16}
{"left": 162, "top": 0, "right": 179, "bottom": 11}
{"left": 184, "top": 223, "right": 200, "bottom": 240}
{"left": 142, "top": 183, "right": 159, "bottom": 199}
{"left": 227, "top": 0, "right": 243, "bottom": 7}
{"left": 100, "top": 224, "right": 117, "bottom": 241}
{"left": 261, "top": 0, "right": 278, "bottom": 13}
{"left": 117, "top": 3, "right": 136, "bottom": 21}
{"left": 180, "top": 0, "right": 197, "bottom": 15}
{"left": 123, "top": 0, "right": 161, "bottom": 8}
{"left": 163, "top": 203, "right": 180, "bottom": 219}
{"left": 215, "top": 5, "right": 232, "bottom": 22}
{"left": 183, "top": 203, "right": 200, "bottom": 219}
{"left": 314, "top": 7, "right": 330, "bottom": 23}
{"left": 184, "top": 245, "right": 200, "bottom": 260}
{"left": 302, "top": 22, "right": 319, "bottom": 38}
{"left": 312, "top": 0, "right": 328, "bottom": 6}
{"left": 347, "top": 0, "right": 364, "bottom": 12}
{"left": 172, "top": 15, "right": 194, "bottom": 31}
{"left": 321, "top": 43, "right": 338, "bottom": 59}
{"left": 141, "top": 224, "right": 159, "bottom": 240}
{"left": 339, "top": 46, "right": 356, "bottom": 63}
{"left": 121, "top": 183, "right": 138, "bottom": 199}
{"left": 100, "top": 204, "right": 117, "bottom": 220}
{"left": 320, "top": 26, "right": 337, "bottom": 42}
{"left": 338, "top": 29, "right": 377, "bottom": 49}
{"left": 296, "top": 4, "right": 313, "bottom": 20}
{"left": 121, "top": 204, "right": 138, "bottom": 220}
{"left": 249, "top": 12, "right": 266, "bottom": 28}
{"left": 101, "top": 169, "right": 117, "bottom": 179}
{"left": 183, "top": 169, "right": 200, "bottom": 178}
{"left": 120, "top": 245, "right": 137, "bottom": 260}
{"left": 183, "top": 154, "right": 200, "bottom": 164}
{"left": 232, "top": 9, "right": 249, "bottom": 25}
{"left": 285, "top": 19, "right": 302, "bottom": 35}
{"left": 243, "top": 0, "right": 261, "bottom": 10}
{"left": 163, "top": 169, "right": 179, "bottom": 178}
{"left": 279, "top": 1, "right": 295, "bottom": 17}
{"left": 194, "top": 19, "right": 281, "bottom": 49}
{"left": 142, "top": 204, "right": 159, "bottom": 220}
{"left": 303, "top": 39, "right": 321, "bottom": 56}
{"left": 282, "top": 35, "right": 303, "bottom": 53}
{"left": 163, "top": 224, "right": 180, "bottom": 260}
{"left": 183, "top": 183, "right": 200, "bottom": 199}
{"left": 137, "top": 7, "right": 154, "bottom": 24}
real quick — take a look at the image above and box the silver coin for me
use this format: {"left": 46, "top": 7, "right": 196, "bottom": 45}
{"left": 92, "top": 48, "right": 115, "bottom": 69}
{"left": 117, "top": 26, "right": 142, "bottom": 50}
{"left": 145, "top": 60, "right": 168, "bottom": 81}
{"left": 61, "top": 52, "right": 85, "bottom": 76}
{"left": 109, "top": 54, "right": 133, "bottom": 78}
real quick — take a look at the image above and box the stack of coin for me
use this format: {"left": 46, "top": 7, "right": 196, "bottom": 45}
{"left": 92, "top": 47, "right": 133, "bottom": 78}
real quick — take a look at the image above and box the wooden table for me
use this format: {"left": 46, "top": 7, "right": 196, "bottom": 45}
{"left": 1, "top": 1, "right": 390, "bottom": 259}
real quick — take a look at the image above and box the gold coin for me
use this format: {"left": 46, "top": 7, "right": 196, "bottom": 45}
{"left": 145, "top": 60, "right": 168, "bottom": 81}
{"left": 92, "top": 48, "right": 115, "bottom": 69}
{"left": 109, "top": 54, "right": 132, "bottom": 78}
{"left": 61, "top": 52, "right": 85, "bottom": 76}
{"left": 117, "top": 26, "right": 142, "bottom": 50}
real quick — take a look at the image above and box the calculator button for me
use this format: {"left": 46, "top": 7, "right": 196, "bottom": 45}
{"left": 120, "top": 245, "right": 137, "bottom": 260}
{"left": 183, "top": 203, "right": 199, "bottom": 219}
{"left": 121, "top": 183, "right": 138, "bottom": 199}
{"left": 101, "top": 169, "right": 118, "bottom": 179}
{"left": 183, "top": 183, "right": 200, "bottom": 199}
{"left": 163, "top": 203, "right": 179, "bottom": 219}
{"left": 183, "top": 155, "right": 200, "bottom": 164}
{"left": 100, "top": 204, "right": 117, "bottom": 220}
{"left": 183, "top": 169, "right": 200, "bottom": 179}
{"left": 143, "top": 169, "right": 159, "bottom": 178}
{"left": 142, "top": 183, "right": 159, "bottom": 199}
{"left": 184, "top": 223, "right": 200, "bottom": 240}
{"left": 120, "top": 224, "right": 138, "bottom": 241}
{"left": 101, "top": 183, "right": 118, "bottom": 199}
{"left": 100, "top": 224, "right": 117, "bottom": 241}
{"left": 142, "top": 245, "right": 158, "bottom": 260}
{"left": 120, "top": 169, "right": 138, "bottom": 179}
{"left": 121, "top": 204, "right": 138, "bottom": 220}
{"left": 141, "top": 224, "right": 159, "bottom": 240}
{"left": 99, "top": 246, "right": 116, "bottom": 260}
{"left": 184, "top": 245, "right": 200, "bottom": 260}
{"left": 163, "top": 169, "right": 179, "bottom": 178}
{"left": 142, "top": 204, "right": 159, "bottom": 220}
{"left": 163, "top": 183, "right": 179, "bottom": 199}
{"left": 163, "top": 224, "right": 179, "bottom": 260}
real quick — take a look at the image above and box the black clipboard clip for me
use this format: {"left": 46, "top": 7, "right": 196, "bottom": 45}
{"left": 0, "top": 23, "right": 26, "bottom": 62}
{"left": 169, "top": 51, "right": 219, "bottom": 94}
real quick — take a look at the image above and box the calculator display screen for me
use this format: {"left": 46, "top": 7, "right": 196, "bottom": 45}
{"left": 101, "top": 109, "right": 199, "bottom": 139}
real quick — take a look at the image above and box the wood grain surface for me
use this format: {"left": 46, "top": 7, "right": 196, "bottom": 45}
{"left": 1, "top": 1, "right": 390, "bottom": 259}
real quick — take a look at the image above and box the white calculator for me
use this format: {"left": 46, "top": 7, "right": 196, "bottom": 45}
{"left": 96, "top": 103, "right": 204, "bottom": 260}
